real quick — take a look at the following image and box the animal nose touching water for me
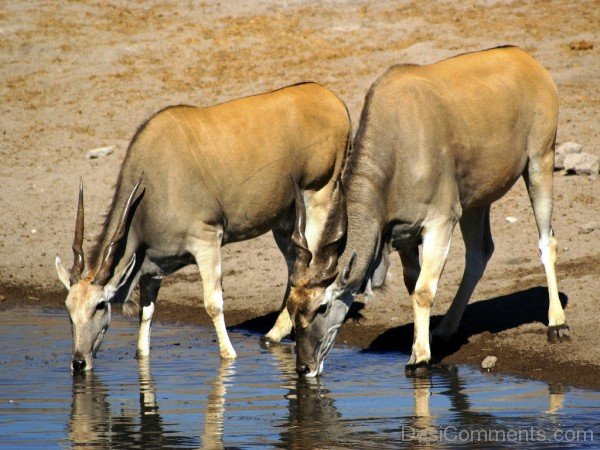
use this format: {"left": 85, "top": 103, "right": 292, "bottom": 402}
{"left": 55, "top": 82, "right": 351, "bottom": 372}
{"left": 288, "top": 46, "right": 569, "bottom": 377}
{"left": 56, "top": 47, "right": 569, "bottom": 378}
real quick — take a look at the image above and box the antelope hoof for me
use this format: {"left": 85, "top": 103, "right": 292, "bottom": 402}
{"left": 259, "top": 335, "right": 279, "bottom": 347}
{"left": 405, "top": 360, "right": 431, "bottom": 377}
{"left": 547, "top": 324, "right": 570, "bottom": 343}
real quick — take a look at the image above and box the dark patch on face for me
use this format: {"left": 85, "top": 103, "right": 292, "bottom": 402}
{"left": 287, "top": 285, "right": 326, "bottom": 329}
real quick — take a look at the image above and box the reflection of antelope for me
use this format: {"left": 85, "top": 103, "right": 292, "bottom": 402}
{"left": 69, "top": 362, "right": 196, "bottom": 448}
{"left": 201, "top": 360, "right": 236, "bottom": 450}
{"left": 55, "top": 82, "right": 351, "bottom": 371}
{"left": 288, "top": 47, "right": 568, "bottom": 377}
{"left": 404, "top": 367, "right": 498, "bottom": 447}
{"left": 264, "top": 344, "right": 347, "bottom": 449}
{"left": 546, "top": 383, "right": 566, "bottom": 415}
{"left": 69, "top": 373, "right": 111, "bottom": 447}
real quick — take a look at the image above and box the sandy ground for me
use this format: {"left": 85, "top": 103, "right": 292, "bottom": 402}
{"left": 1, "top": 0, "right": 599, "bottom": 388}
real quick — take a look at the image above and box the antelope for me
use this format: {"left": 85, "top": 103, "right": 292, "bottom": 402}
{"left": 55, "top": 82, "right": 351, "bottom": 372}
{"left": 287, "top": 46, "right": 568, "bottom": 377}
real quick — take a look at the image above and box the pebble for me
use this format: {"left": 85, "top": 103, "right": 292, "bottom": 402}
{"left": 557, "top": 141, "right": 583, "bottom": 155}
{"left": 481, "top": 355, "right": 497, "bottom": 370}
{"left": 86, "top": 145, "right": 114, "bottom": 159}
{"left": 563, "top": 152, "right": 599, "bottom": 176}
{"left": 554, "top": 141, "right": 582, "bottom": 170}
{"left": 505, "top": 216, "right": 519, "bottom": 223}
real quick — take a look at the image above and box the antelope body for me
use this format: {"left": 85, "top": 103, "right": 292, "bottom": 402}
{"left": 288, "top": 47, "right": 568, "bottom": 377}
{"left": 56, "top": 82, "right": 351, "bottom": 371}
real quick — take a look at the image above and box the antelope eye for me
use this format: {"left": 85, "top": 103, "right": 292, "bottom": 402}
{"left": 96, "top": 301, "right": 107, "bottom": 311}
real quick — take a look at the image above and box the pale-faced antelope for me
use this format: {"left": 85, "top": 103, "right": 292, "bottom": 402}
{"left": 287, "top": 47, "right": 567, "bottom": 377}
{"left": 56, "top": 82, "right": 351, "bottom": 372}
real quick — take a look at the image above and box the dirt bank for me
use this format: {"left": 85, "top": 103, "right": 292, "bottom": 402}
{"left": 1, "top": 0, "right": 598, "bottom": 389}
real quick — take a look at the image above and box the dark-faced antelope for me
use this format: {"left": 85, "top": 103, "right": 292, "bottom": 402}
{"left": 287, "top": 46, "right": 568, "bottom": 377}
{"left": 55, "top": 82, "right": 351, "bottom": 372}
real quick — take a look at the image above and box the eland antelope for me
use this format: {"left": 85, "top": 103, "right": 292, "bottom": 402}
{"left": 287, "top": 46, "right": 568, "bottom": 377}
{"left": 55, "top": 82, "right": 351, "bottom": 372}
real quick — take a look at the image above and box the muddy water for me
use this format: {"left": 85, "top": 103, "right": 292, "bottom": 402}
{"left": 0, "top": 308, "right": 598, "bottom": 449}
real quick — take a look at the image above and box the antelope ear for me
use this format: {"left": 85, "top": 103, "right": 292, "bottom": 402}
{"left": 338, "top": 251, "right": 357, "bottom": 288}
{"left": 55, "top": 256, "right": 71, "bottom": 291}
{"left": 103, "top": 254, "right": 137, "bottom": 298}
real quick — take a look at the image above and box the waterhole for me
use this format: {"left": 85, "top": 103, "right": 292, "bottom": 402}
{"left": 0, "top": 308, "right": 598, "bottom": 448}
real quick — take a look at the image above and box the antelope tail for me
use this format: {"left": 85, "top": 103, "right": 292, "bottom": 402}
{"left": 122, "top": 297, "right": 140, "bottom": 317}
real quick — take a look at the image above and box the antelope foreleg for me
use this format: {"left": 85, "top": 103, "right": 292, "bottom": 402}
{"left": 137, "top": 276, "right": 161, "bottom": 357}
{"left": 190, "top": 231, "right": 237, "bottom": 359}
{"left": 406, "top": 220, "right": 456, "bottom": 373}
{"left": 264, "top": 219, "right": 296, "bottom": 343}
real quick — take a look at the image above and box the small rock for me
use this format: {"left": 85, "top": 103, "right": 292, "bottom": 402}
{"left": 564, "top": 152, "right": 600, "bottom": 176}
{"left": 554, "top": 142, "right": 582, "bottom": 170}
{"left": 0, "top": 295, "right": 6, "bottom": 302}
{"left": 557, "top": 141, "right": 583, "bottom": 155}
{"left": 578, "top": 222, "right": 599, "bottom": 235}
{"left": 505, "top": 216, "right": 519, "bottom": 223}
{"left": 30, "top": 229, "right": 37, "bottom": 234}
{"left": 86, "top": 145, "right": 114, "bottom": 159}
{"left": 481, "top": 355, "right": 497, "bottom": 370}
{"left": 554, "top": 153, "right": 566, "bottom": 170}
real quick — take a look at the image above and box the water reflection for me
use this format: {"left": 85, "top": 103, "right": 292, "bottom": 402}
{"left": 201, "top": 359, "right": 236, "bottom": 450}
{"left": 547, "top": 383, "right": 567, "bottom": 415}
{"left": 3, "top": 309, "right": 590, "bottom": 448}
{"left": 408, "top": 376, "right": 435, "bottom": 447}
{"left": 69, "top": 360, "right": 198, "bottom": 449}
{"left": 263, "top": 345, "right": 574, "bottom": 448}
{"left": 69, "top": 358, "right": 238, "bottom": 449}
{"left": 67, "top": 351, "right": 572, "bottom": 449}
{"left": 69, "top": 372, "right": 111, "bottom": 447}
{"left": 267, "top": 344, "right": 346, "bottom": 449}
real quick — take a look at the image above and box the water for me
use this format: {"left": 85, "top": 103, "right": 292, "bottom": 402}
{"left": 0, "top": 308, "right": 598, "bottom": 449}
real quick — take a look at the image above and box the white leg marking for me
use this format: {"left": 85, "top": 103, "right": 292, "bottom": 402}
{"left": 524, "top": 157, "right": 567, "bottom": 334}
{"left": 408, "top": 221, "right": 455, "bottom": 366}
{"left": 191, "top": 232, "right": 237, "bottom": 360}
{"left": 137, "top": 303, "right": 155, "bottom": 357}
{"left": 539, "top": 233, "right": 564, "bottom": 327}
{"left": 265, "top": 307, "right": 292, "bottom": 342}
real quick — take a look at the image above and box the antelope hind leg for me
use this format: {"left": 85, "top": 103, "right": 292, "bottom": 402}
{"left": 433, "top": 207, "right": 494, "bottom": 341}
{"left": 523, "top": 149, "right": 569, "bottom": 342}
{"left": 263, "top": 221, "right": 295, "bottom": 343}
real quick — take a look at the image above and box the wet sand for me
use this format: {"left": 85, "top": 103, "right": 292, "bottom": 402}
{"left": 1, "top": 1, "right": 599, "bottom": 389}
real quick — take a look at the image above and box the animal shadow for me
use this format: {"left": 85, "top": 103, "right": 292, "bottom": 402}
{"left": 232, "top": 302, "right": 366, "bottom": 338}
{"left": 367, "top": 286, "right": 569, "bottom": 358}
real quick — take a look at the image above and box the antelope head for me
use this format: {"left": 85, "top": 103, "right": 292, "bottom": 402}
{"left": 287, "top": 177, "right": 356, "bottom": 377}
{"left": 55, "top": 179, "right": 142, "bottom": 372}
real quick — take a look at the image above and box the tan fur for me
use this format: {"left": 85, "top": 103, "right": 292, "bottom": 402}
{"left": 59, "top": 82, "right": 351, "bottom": 369}
{"left": 290, "top": 47, "right": 567, "bottom": 375}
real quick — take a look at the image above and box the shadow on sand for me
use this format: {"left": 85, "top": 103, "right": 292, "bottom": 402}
{"left": 367, "top": 286, "right": 569, "bottom": 359}
{"left": 232, "top": 286, "right": 568, "bottom": 361}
